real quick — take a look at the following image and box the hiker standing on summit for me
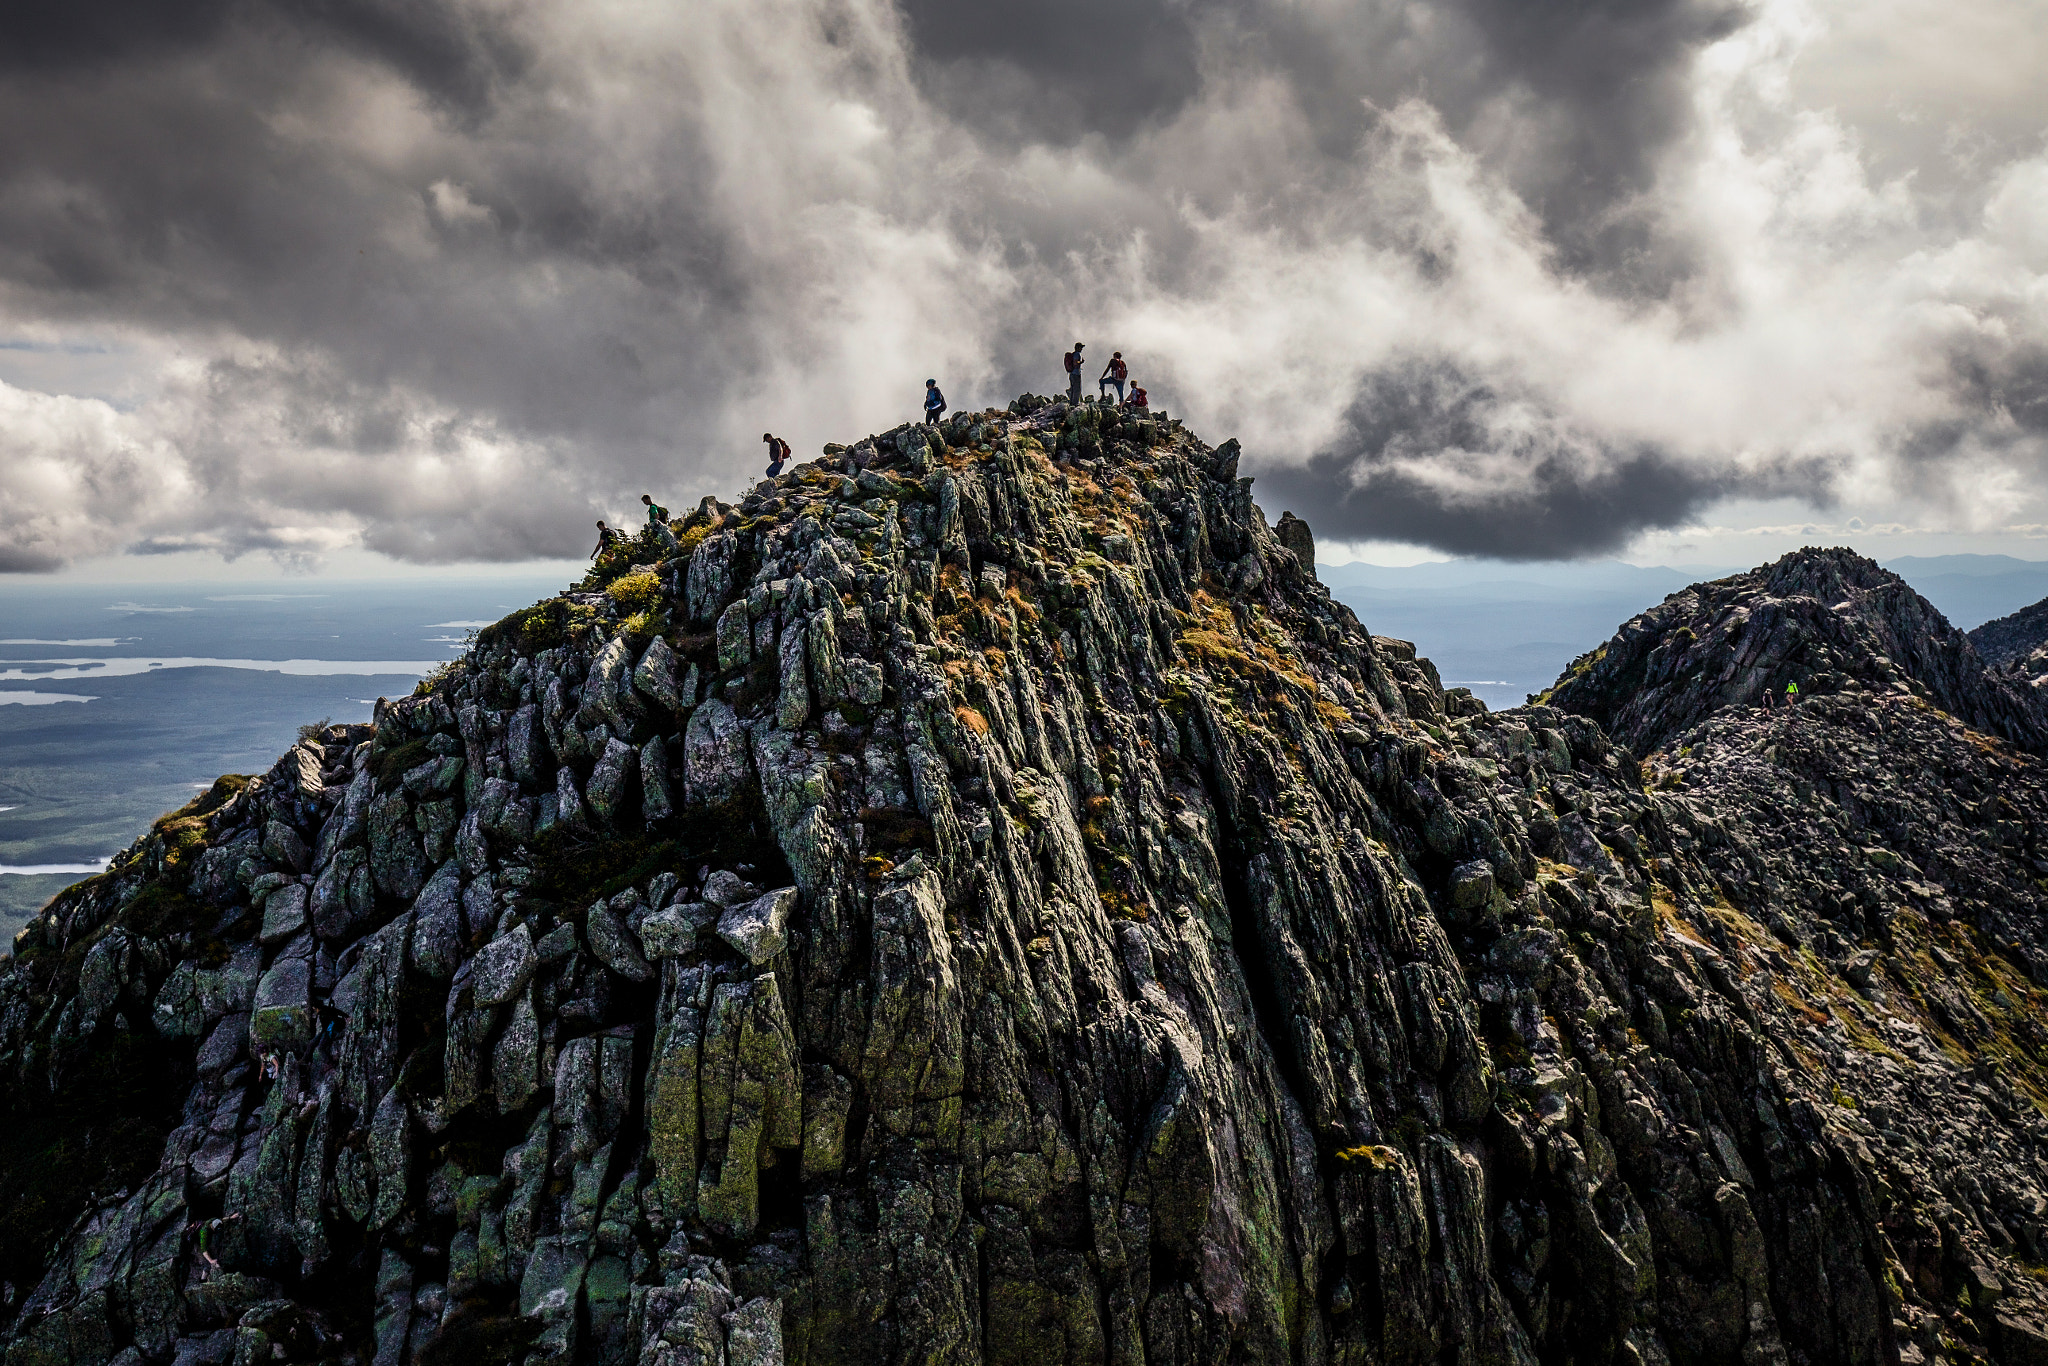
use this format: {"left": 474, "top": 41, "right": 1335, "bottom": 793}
{"left": 924, "top": 379, "right": 946, "bottom": 425}
{"left": 762, "top": 432, "right": 791, "bottom": 478}
{"left": 1099, "top": 351, "right": 1127, "bottom": 403}
{"left": 1064, "top": 342, "right": 1086, "bottom": 403}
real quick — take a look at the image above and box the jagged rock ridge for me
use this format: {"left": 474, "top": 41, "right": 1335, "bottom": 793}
{"left": 1540, "top": 547, "right": 2048, "bottom": 758}
{"left": 4, "top": 412, "right": 2048, "bottom": 1366}
{"left": 1969, "top": 596, "right": 2048, "bottom": 670}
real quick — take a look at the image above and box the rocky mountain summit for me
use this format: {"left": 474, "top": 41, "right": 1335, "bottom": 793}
{"left": 7, "top": 410, "right": 2048, "bottom": 1366}
{"left": 1539, "top": 548, "right": 2048, "bottom": 758}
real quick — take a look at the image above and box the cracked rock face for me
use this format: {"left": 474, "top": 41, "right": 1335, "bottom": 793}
{"left": 5, "top": 404, "right": 2048, "bottom": 1366}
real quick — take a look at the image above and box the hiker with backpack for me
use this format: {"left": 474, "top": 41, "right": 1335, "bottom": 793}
{"left": 1123, "top": 384, "right": 1149, "bottom": 414}
{"left": 762, "top": 433, "right": 791, "bottom": 478}
{"left": 641, "top": 493, "right": 681, "bottom": 553}
{"left": 591, "top": 521, "right": 623, "bottom": 562}
{"left": 924, "top": 379, "right": 946, "bottom": 425}
{"left": 1063, "top": 343, "right": 1086, "bottom": 403}
{"left": 1099, "top": 351, "right": 1127, "bottom": 402}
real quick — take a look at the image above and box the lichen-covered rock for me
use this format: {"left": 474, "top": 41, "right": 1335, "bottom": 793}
{"left": 14, "top": 407, "right": 2048, "bottom": 1366}
{"left": 585, "top": 901, "right": 653, "bottom": 983}
{"left": 250, "top": 945, "right": 313, "bottom": 1049}
{"left": 682, "top": 700, "right": 751, "bottom": 808}
{"left": 633, "top": 636, "right": 684, "bottom": 713}
{"left": 366, "top": 790, "right": 427, "bottom": 901}
{"left": 715, "top": 887, "right": 796, "bottom": 964}
{"left": 310, "top": 843, "right": 373, "bottom": 941}
{"left": 408, "top": 859, "right": 466, "bottom": 979}
{"left": 473, "top": 923, "right": 538, "bottom": 1005}
{"left": 640, "top": 735, "right": 675, "bottom": 823}
{"left": 585, "top": 737, "right": 639, "bottom": 827}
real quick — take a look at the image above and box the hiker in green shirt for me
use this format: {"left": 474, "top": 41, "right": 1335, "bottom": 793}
{"left": 641, "top": 494, "right": 681, "bottom": 555}
{"left": 1785, "top": 680, "right": 1799, "bottom": 706}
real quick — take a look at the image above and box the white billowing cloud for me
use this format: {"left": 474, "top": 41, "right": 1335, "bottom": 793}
{"left": 0, "top": 380, "right": 184, "bottom": 571}
{"left": 0, "top": 0, "right": 2041, "bottom": 568}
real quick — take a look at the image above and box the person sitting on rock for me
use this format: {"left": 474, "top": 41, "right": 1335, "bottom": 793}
{"left": 1123, "top": 384, "right": 1149, "bottom": 413}
{"left": 1099, "top": 351, "right": 1127, "bottom": 403}
{"left": 762, "top": 433, "right": 791, "bottom": 477}
{"left": 1063, "top": 342, "right": 1086, "bottom": 403}
{"left": 924, "top": 379, "right": 946, "bottom": 425}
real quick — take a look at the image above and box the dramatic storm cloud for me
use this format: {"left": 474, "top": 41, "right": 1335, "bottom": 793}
{"left": 0, "top": 0, "right": 2043, "bottom": 568}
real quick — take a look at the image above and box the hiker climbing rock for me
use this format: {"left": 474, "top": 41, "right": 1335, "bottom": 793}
{"left": 641, "top": 494, "right": 680, "bottom": 553}
{"left": 1063, "top": 342, "right": 1086, "bottom": 403}
{"left": 591, "top": 521, "right": 622, "bottom": 561}
{"left": 924, "top": 379, "right": 946, "bottom": 425}
{"left": 762, "top": 433, "right": 791, "bottom": 478}
{"left": 1100, "top": 351, "right": 1127, "bottom": 402}
{"left": 188, "top": 1213, "right": 243, "bottom": 1281}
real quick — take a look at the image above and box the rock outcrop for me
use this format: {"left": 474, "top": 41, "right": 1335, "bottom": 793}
{"left": 5, "top": 411, "right": 2048, "bottom": 1366}
{"left": 1540, "top": 547, "right": 2048, "bottom": 757}
{"left": 1969, "top": 596, "right": 2048, "bottom": 670}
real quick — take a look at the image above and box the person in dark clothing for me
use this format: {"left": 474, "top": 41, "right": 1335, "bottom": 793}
{"left": 1099, "top": 351, "right": 1127, "bottom": 402}
{"left": 1063, "top": 343, "right": 1085, "bottom": 403}
{"left": 591, "top": 521, "right": 622, "bottom": 561}
{"left": 762, "top": 433, "right": 792, "bottom": 477}
{"left": 924, "top": 379, "right": 946, "bottom": 424}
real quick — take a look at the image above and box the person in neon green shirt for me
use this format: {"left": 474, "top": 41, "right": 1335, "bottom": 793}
{"left": 1785, "top": 680, "right": 1799, "bottom": 705}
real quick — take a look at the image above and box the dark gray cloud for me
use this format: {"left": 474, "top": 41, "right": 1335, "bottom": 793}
{"left": 0, "top": 0, "right": 237, "bottom": 72}
{"left": 898, "top": 0, "right": 1206, "bottom": 145}
{"left": 1257, "top": 362, "right": 1757, "bottom": 558}
{"left": 898, "top": 0, "right": 1747, "bottom": 289}
{"left": 0, "top": 0, "right": 2039, "bottom": 571}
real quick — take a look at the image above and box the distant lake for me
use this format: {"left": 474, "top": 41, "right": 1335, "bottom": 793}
{"left": 0, "top": 574, "right": 573, "bottom": 936}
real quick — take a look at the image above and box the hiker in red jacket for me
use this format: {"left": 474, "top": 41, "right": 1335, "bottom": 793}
{"left": 1063, "top": 342, "right": 1086, "bottom": 404}
{"left": 1099, "top": 351, "right": 1128, "bottom": 403}
{"left": 1123, "top": 384, "right": 1149, "bottom": 413}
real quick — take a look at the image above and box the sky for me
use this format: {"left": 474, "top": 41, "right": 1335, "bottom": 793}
{"left": 0, "top": 0, "right": 2044, "bottom": 577}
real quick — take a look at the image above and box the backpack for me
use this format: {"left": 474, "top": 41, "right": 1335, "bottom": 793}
{"left": 1064, "top": 351, "right": 1080, "bottom": 373}
{"left": 1111, "top": 358, "right": 1127, "bottom": 380}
